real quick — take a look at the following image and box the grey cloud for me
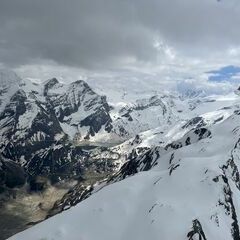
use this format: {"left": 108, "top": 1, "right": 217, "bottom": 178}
{"left": 0, "top": 0, "right": 240, "bottom": 69}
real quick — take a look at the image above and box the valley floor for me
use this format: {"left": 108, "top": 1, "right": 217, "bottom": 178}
{"left": 0, "top": 184, "right": 72, "bottom": 240}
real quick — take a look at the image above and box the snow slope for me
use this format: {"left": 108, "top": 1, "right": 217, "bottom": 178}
{"left": 8, "top": 97, "right": 240, "bottom": 240}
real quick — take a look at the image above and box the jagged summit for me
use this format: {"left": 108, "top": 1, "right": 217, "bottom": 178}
{"left": 43, "top": 78, "right": 60, "bottom": 95}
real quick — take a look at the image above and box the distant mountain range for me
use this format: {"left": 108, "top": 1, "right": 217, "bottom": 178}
{"left": 0, "top": 68, "right": 207, "bottom": 190}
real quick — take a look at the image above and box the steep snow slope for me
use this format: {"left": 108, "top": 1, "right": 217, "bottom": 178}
{"left": 9, "top": 99, "right": 240, "bottom": 240}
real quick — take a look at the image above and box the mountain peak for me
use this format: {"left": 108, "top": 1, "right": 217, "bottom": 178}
{"left": 43, "top": 78, "right": 60, "bottom": 96}
{"left": 70, "top": 79, "right": 91, "bottom": 89}
{"left": 44, "top": 77, "right": 59, "bottom": 87}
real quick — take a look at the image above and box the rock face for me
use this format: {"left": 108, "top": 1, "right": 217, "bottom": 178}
{"left": 42, "top": 78, "right": 113, "bottom": 139}
{"left": 0, "top": 158, "right": 26, "bottom": 190}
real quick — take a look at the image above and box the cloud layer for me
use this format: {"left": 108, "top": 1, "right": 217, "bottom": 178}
{"left": 1, "top": 0, "right": 240, "bottom": 70}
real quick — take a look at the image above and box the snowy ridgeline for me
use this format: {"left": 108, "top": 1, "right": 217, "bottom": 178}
{"left": 7, "top": 86, "right": 240, "bottom": 239}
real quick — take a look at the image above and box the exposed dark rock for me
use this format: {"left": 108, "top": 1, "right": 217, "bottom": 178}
{"left": 47, "top": 184, "right": 94, "bottom": 218}
{"left": 29, "top": 176, "right": 48, "bottom": 192}
{"left": 169, "top": 163, "right": 180, "bottom": 175}
{"left": 218, "top": 174, "right": 240, "bottom": 240}
{"left": 187, "top": 219, "right": 207, "bottom": 240}
{"left": 43, "top": 78, "right": 59, "bottom": 96}
{"left": 182, "top": 116, "right": 205, "bottom": 129}
{"left": 0, "top": 158, "right": 26, "bottom": 189}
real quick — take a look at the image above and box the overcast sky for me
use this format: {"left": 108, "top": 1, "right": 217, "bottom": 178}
{"left": 0, "top": 0, "right": 240, "bottom": 88}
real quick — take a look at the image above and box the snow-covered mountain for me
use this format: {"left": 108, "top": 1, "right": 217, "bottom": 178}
{"left": 0, "top": 69, "right": 191, "bottom": 196}
{"left": 8, "top": 85, "right": 240, "bottom": 240}
{"left": 2, "top": 67, "right": 240, "bottom": 240}
{"left": 47, "top": 94, "right": 240, "bottom": 216}
{"left": 0, "top": 69, "right": 117, "bottom": 187}
{"left": 10, "top": 102, "right": 240, "bottom": 240}
{"left": 0, "top": 68, "right": 219, "bottom": 188}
